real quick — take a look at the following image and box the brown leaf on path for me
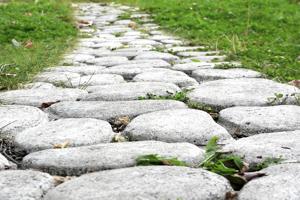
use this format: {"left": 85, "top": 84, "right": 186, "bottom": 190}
{"left": 288, "top": 80, "right": 300, "bottom": 88}
{"left": 53, "top": 176, "right": 73, "bottom": 186}
{"left": 24, "top": 40, "right": 33, "bottom": 48}
{"left": 128, "top": 22, "right": 137, "bottom": 29}
{"left": 53, "top": 141, "right": 70, "bottom": 149}
{"left": 39, "top": 101, "right": 60, "bottom": 109}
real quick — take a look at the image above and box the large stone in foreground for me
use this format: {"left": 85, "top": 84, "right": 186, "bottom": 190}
{"left": 0, "top": 88, "right": 87, "bottom": 107}
{"left": 14, "top": 118, "right": 114, "bottom": 153}
{"left": 133, "top": 69, "right": 199, "bottom": 88}
{"left": 239, "top": 163, "right": 300, "bottom": 200}
{"left": 192, "top": 68, "right": 262, "bottom": 82}
{"left": 44, "top": 166, "right": 232, "bottom": 200}
{"left": 218, "top": 105, "right": 300, "bottom": 137}
{"left": 0, "top": 105, "right": 48, "bottom": 138}
{"left": 222, "top": 130, "right": 300, "bottom": 166}
{"left": 124, "top": 109, "right": 233, "bottom": 146}
{"left": 0, "top": 170, "right": 55, "bottom": 200}
{"left": 23, "top": 141, "right": 204, "bottom": 176}
{"left": 188, "top": 78, "right": 299, "bottom": 111}
{"left": 46, "top": 100, "right": 187, "bottom": 120}
{"left": 84, "top": 82, "right": 180, "bottom": 101}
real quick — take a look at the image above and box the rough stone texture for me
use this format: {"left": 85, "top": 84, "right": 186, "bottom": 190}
{"left": 23, "top": 141, "right": 204, "bottom": 176}
{"left": 0, "top": 88, "right": 87, "bottom": 107}
{"left": 35, "top": 72, "right": 81, "bottom": 85}
{"left": 239, "top": 163, "right": 300, "bottom": 200}
{"left": 192, "top": 68, "right": 262, "bottom": 82}
{"left": 84, "top": 82, "right": 180, "bottom": 101}
{"left": 46, "top": 65, "right": 106, "bottom": 75}
{"left": 46, "top": 100, "right": 187, "bottom": 120}
{"left": 70, "top": 74, "right": 125, "bottom": 87}
{"left": 14, "top": 118, "right": 114, "bottom": 153}
{"left": 0, "top": 153, "right": 16, "bottom": 170}
{"left": 43, "top": 166, "right": 232, "bottom": 200}
{"left": 222, "top": 130, "right": 300, "bottom": 166}
{"left": 171, "top": 62, "right": 214, "bottom": 75}
{"left": 134, "top": 51, "right": 179, "bottom": 62}
{"left": 93, "top": 56, "right": 129, "bottom": 66}
{"left": 133, "top": 69, "right": 199, "bottom": 88}
{"left": 188, "top": 78, "right": 300, "bottom": 111}
{"left": 180, "top": 55, "right": 226, "bottom": 63}
{"left": 124, "top": 109, "right": 233, "bottom": 146}
{"left": 218, "top": 105, "right": 300, "bottom": 137}
{"left": 127, "top": 59, "right": 171, "bottom": 68}
{"left": 23, "top": 82, "right": 56, "bottom": 90}
{"left": 166, "top": 46, "right": 204, "bottom": 53}
{"left": 177, "top": 51, "right": 220, "bottom": 57}
{"left": 0, "top": 105, "right": 48, "bottom": 138}
{"left": 0, "top": 170, "right": 55, "bottom": 200}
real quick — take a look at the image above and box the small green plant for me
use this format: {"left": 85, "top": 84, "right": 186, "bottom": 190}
{"left": 138, "top": 89, "right": 191, "bottom": 102}
{"left": 214, "top": 63, "right": 240, "bottom": 69}
{"left": 136, "top": 154, "right": 187, "bottom": 166}
{"left": 251, "top": 157, "right": 284, "bottom": 171}
{"left": 118, "top": 12, "right": 131, "bottom": 20}
{"left": 267, "top": 93, "right": 287, "bottom": 105}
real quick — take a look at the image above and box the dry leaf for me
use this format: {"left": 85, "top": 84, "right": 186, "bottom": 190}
{"left": 24, "top": 40, "right": 33, "bottom": 48}
{"left": 128, "top": 22, "right": 137, "bottom": 29}
{"left": 289, "top": 80, "right": 300, "bottom": 88}
{"left": 24, "top": 12, "right": 32, "bottom": 16}
{"left": 53, "top": 176, "right": 72, "bottom": 186}
{"left": 113, "top": 133, "right": 128, "bottom": 142}
{"left": 53, "top": 141, "right": 70, "bottom": 149}
{"left": 39, "top": 101, "right": 60, "bottom": 109}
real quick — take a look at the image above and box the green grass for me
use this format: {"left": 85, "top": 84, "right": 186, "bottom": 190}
{"left": 85, "top": 0, "right": 300, "bottom": 82}
{"left": 0, "top": 0, "right": 77, "bottom": 90}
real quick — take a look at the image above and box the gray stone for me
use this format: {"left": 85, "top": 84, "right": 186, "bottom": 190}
{"left": 188, "top": 78, "right": 300, "bottom": 111}
{"left": 124, "top": 109, "right": 233, "bottom": 146}
{"left": 171, "top": 62, "right": 214, "bottom": 75}
{"left": 180, "top": 55, "right": 226, "bottom": 63}
{"left": 0, "top": 153, "right": 16, "bottom": 170}
{"left": 0, "top": 105, "right": 48, "bottom": 138}
{"left": 93, "top": 56, "right": 129, "bottom": 66}
{"left": 166, "top": 46, "right": 205, "bottom": 53}
{"left": 0, "top": 88, "right": 87, "bottom": 107}
{"left": 128, "top": 39, "right": 162, "bottom": 46}
{"left": 46, "top": 65, "right": 106, "bottom": 75}
{"left": 34, "top": 72, "right": 81, "bottom": 85}
{"left": 23, "top": 141, "right": 204, "bottom": 176}
{"left": 133, "top": 69, "right": 199, "bottom": 88}
{"left": 84, "top": 82, "right": 180, "bottom": 101}
{"left": 218, "top": 105, "right": 300, "bottom": 137}
{"left": 222, "top": 130, "right": 300, "bottom": 166}
{"left": 192, "top": 68, "right": 262, "bottom": 82}
{"left": 160, "top": 39, "right": 183, "bottom": 45}
{"left": 239, "top": 163, "right": 300, "bottom": 200}
{"left": 46, "top": 100, "right": 187, "bottom": 121}
{"left": 134, "top": 51, "right": 179, "bottom": 62}
{"left": 23, "top": 82, "right": 56, "bottom": 89}
{"left": 70, "top": 74, "right": 125, "bottom": 87}
{"left": 127, "top": 59, "right": 171, "bottom": 68}
{"left": 0, "top": 170, "right": 55, "bottom": 200}
{"left": 98, "top": 66, "right": 155, "bottom": 79}
{"left": 14, "top": 118, "right": 114, "bottom": 153}
{"left": 43, "top": 166, "right": 232, "bottom": 200}
{"left": 64, "top": 54, "right": 95, "bottom": 64}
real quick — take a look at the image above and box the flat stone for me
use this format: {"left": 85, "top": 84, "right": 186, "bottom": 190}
{"left": 23, "top": 141, "right": 204, "bottom": 176}
{"left": 166, "top": 46, "right": 205, "bottom": 53}
{"left": 128, "top": 59, "right": 171, "bottom": 68}
{"left": 0, "top": 153, "right": 16, "bottom": 170}
{"left": 160, "top": 39, "right": 183, "bottom": 45}
{"left": 188, "top": 78, "right": 300, "bottom": 111}
{"left": 14, "top": 118, "right": 114, "bottom": 153}
{"left": 124, "top": 109, "right": 233, "bottom": 146}
{"left": 35, "top": 72, "right": 81, "bottom": 85}
{"left": 0, "top": 170, "right": 55, "bottom": 200}
{"left": 0, "top": 88, "right": 87, "bottom": 107}
{"left": 70, "top": 74, "right": 125, "bottom": 87}
{"left": 84, "top": 82, "right": 180, "bottom": 101}
{"left": 46, "top": 65, "right": 106, "bottom": 75}
{"left": 222, "top": 130, "right": 300, "bottom": 166}
{"left": 44, "top": 166, "right": 232, "bottom": 200}
{"left": 218, "top": 105, "right": 300, "bottom": 137}
{"left": 133, "top": 69, "right": 199, "bottom": 88}
{"left": 192, "top": 68, "right": 262, "bottom": 82}
{"left": 23, "top": 82, "right": 56, "bottom": 89}
{"left": 0, "top": 105, "right": 48, "bottom": 138}
{"left": 239, "top": 163, "right": 300, "bottom": 200}
{"left": 128, "top": 39, "right": 162, "bottom": 46}
{"left": 134, "top": 51, "right": 179, "bottom": 62}
{"left": 92, "top": 56, "right": 129, "bottom": 66}
{"left": 180, "top": 55, "right": 226, "bottom": 63}
{"left": 64, "top": 54, "right": 95, "bottom": 64}
{"left": 171, "top": 62, "right": 214, "bottom": 75}
{"left": 46, "top": 100, "right": 187, "bottom": 121}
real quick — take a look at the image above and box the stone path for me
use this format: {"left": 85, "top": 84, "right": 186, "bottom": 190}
{"left": 0, "top": 3, "right": 299, "bottom": 200}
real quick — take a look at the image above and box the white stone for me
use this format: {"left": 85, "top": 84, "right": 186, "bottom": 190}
{"left": 135, "top": 51, "right": 179, "bottom": 62}
{"left": 46, "top": 100, "right": 187, "bottom": 121}
{"left": 124, "top": 109, "right": 233, "bottom": 146}
{"left": 188, "top": 78, "right": 300, "bottom": 111}
{"left": 23, "top": 141, "right": 204, "bottom": 176}
{"left": 0, "top": 105, "right": 48, "bottom": 138}
{"left": 93, "top": 56, "right": 129, "bottom": 66}
{"left": 46, "top": 65, "right": 106, "bottom": 75}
